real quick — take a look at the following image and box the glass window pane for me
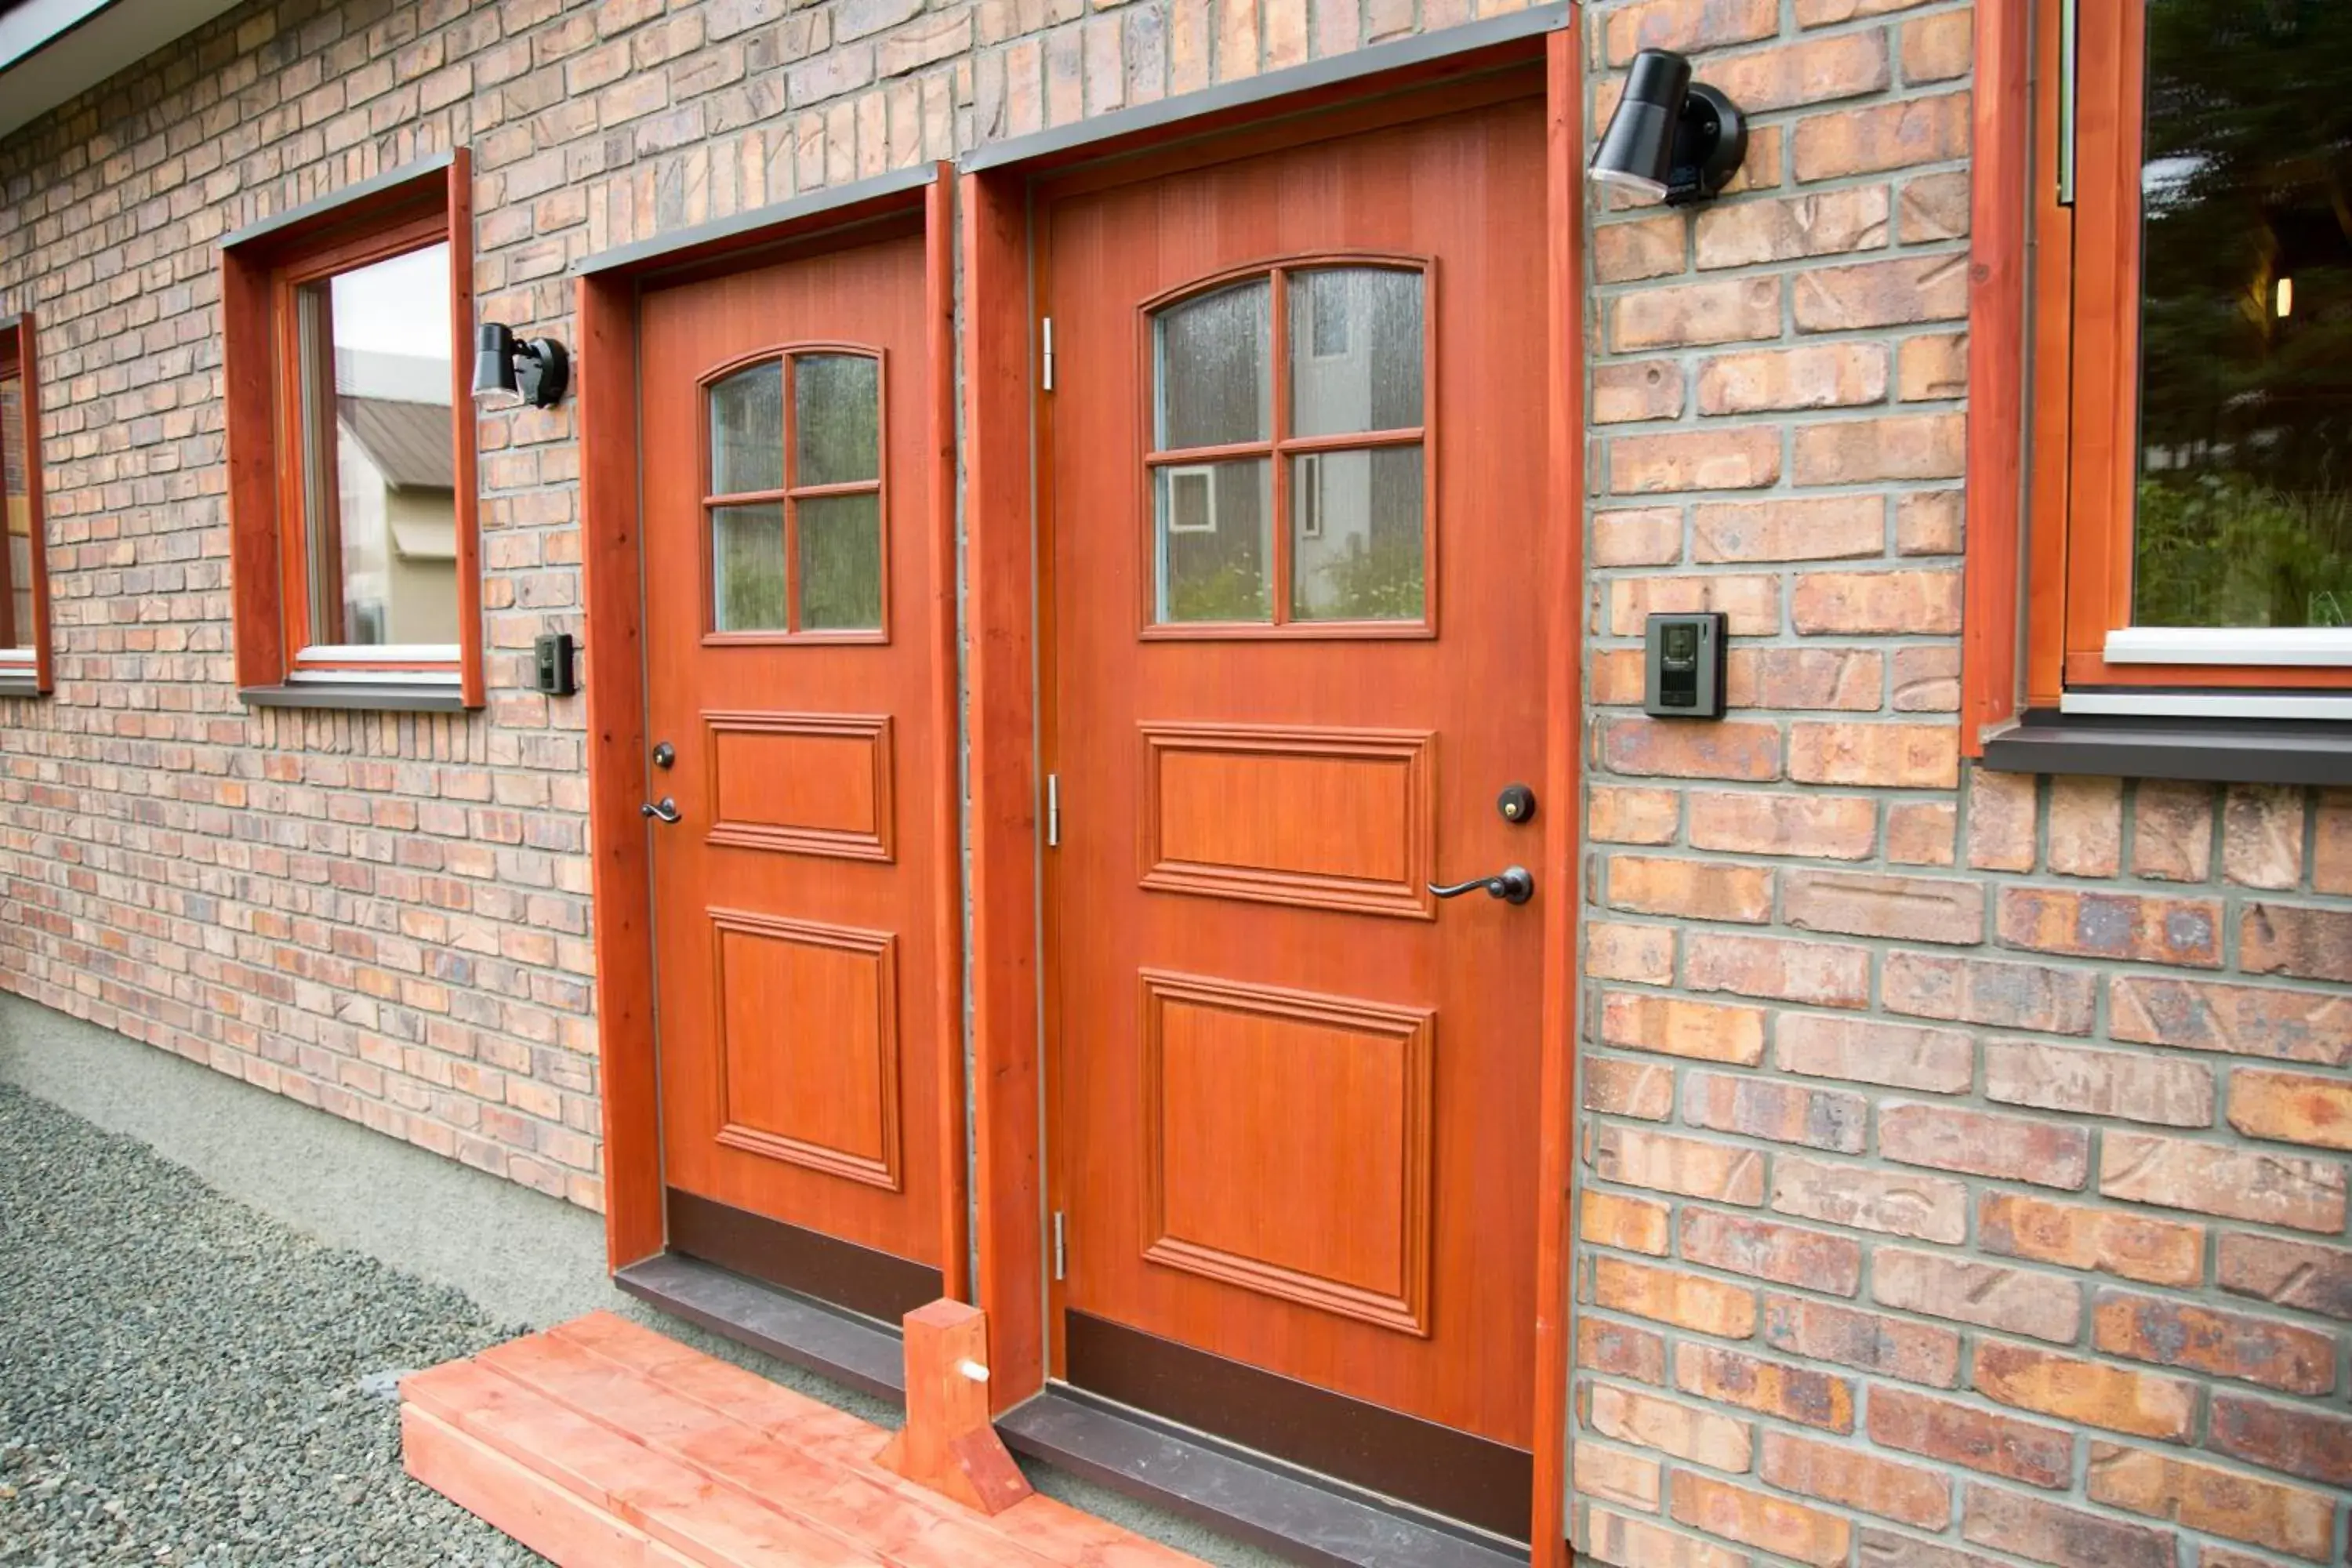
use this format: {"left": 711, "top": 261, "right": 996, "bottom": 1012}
{"left": 2, "top": 370, "right": 29, "bottom": 650}
{"left": 296, "top": 241, "right": 456, "bottom": 648}
{"left": 1289, "top": 269, "right": 1424, "bottom": 439}
{"left": 713, "top": 504, "right": 787, "bottom": 631}
{"left": 2134, "top": 3, "right": 2352, "bottom": 628}
{"left": 797, "top": 492, "right": 883, "bottom": 631}
{"left": 1155, "top": 459, "right": 1272, "bottom": 623}
{"left": 1154, "top": 281, "right": 1272, "bottom": 450}
{"left": 795, "top": 354, "right": 880, "bottom": 488}
{"left": 710, "top": 361, "right": 785, "bottom": 495}
{"left": 1290, "top": 446, "right": 1425, "bottom": 622}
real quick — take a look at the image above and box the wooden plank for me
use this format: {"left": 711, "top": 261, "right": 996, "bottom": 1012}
{"left": 1962, "top": 0, "right": 2030, "bottom": 750}
{"left": 447, "top": 147, "right": 485, "bottom": 710}
{"left": 876, "top": 1301, "right": 1032, "bottom": 1515}
{"left": 575, "top": 272, "right": 665, "bottom": 1269}
{"left": 404, "top": 1402, "right": 665, "bottom": 1567}
{"left": 220, "top": 246, "right": 286, "bottom": 691}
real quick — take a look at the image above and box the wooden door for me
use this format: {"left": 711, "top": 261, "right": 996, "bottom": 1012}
{"left": 640, "top": 222, "right": 947, "bottom": 1321}
{"left": 1041, "top": 92, "right": 1551, "bottom": 1537}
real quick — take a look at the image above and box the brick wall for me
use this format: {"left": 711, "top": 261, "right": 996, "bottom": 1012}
{"left": 1578, "top": 2, "right": 2352, "bottom": 1566}
{"left": 0, "top": 0, "right": 1537, "bottom": 1206}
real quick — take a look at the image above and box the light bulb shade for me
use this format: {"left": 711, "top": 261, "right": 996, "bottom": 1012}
{"left": 1589, "top": 49, "right": 1689, "bottom": 198}
{"left": 472, "top": 321, "right": 518, "bottom": 400}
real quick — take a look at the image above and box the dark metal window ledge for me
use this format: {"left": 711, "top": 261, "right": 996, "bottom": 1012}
{"left": 0, "top": 670, "right": 42, "bottom": 698}
{"left": 1981, "top": 710, "right": 2352, "bottom": 786}
{"left": 240, "top": 682, "right": 471, "bottom": 714}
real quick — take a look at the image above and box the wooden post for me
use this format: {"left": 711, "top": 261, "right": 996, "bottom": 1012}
{"left": 874, "top": 1299, "right": 1033, "bottom": 1515}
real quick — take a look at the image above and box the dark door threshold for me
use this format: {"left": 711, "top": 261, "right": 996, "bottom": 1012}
{"left": 997, "top": 1383, "right": 1533, "bottom": 1568}
{"left": 614, "top": 1252, "right": 906, "bottom": 1404}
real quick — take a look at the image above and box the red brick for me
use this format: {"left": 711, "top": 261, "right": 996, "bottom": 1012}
{"left": 1607, "top": 857, "right": 1774, "bottom": 924}
{"left": 1972, "top": 1339, "right": 2198, "bottom": 1441}
{"left": 1996, "top": 886, "right": 2223, "bottom": 967}
{"left": 1580, "top": 1316, "right": 1668, "bottom": 1385}
{"left": 1791, "top": 569, "right": 1962, "bottom": 634}
{"left": 2045, "top": 776, "right": 2123, "bottom": 877}
{"left": 1602, "top": 717, "right": 1785, "bottom": 782}
{"left": 1609, "top": 573, "right": 1783, "bottom": 636}
{"left": 1791, "top": 413, "right": 1964, "bottom": 483}
{"left": 1856, "top": 1532, "right": 2004, "bottom": 1568}
{"left": 2109, "top": 975, "right": 2352, "bottom": 1066}
{"left": 1574, "top": 1442, "right": 1662, "bottom": 1514}
{"left": 1584, "top": 1057, "right": 1678, "bottom": 1121}
{"left": 1599, "top": 992, "right": 1769, "bottom": 1065}
{"left": 1761, "top": 1430, "right": 1952, "bottom": 1530}
{"left": 2217, "top": 784, "right": 2303, "bottom": 889}
{"left": 2091, "top": 1290, "right": 2336, "bottom": 1396}
{"left": 2216, "top": 1233, "right": 2352, "bottom": 1321}
{"left": 2209, "top": 1392, "right": 2352, "bottom": 1488}
{"left": 2315, "top": 788, "right": 2352, "bottom": 893}
{"left": 1582, "top": 1189, "right": 1673, "bottom": 1254}
{"left": 1884, "top": 951, "right": 2096, "bottom": 1035}
{"left": 1879, "top": 1103, "right": 2090, "bottom": 1190}
{"left": 1962, "top": 1485, "right": 2176, "bottom": 1568}
{"left": 1588, "top": 1382, "right": 1755, "bottom": 1472}
{"left": 2229, "top": 1067, "right": 2352, "bottom": 1152}
{"left": 2241, "top": 902, "right": 2352, "bottom": 983}
{"left": 1686, "top": 934, "right": 1871, "bottom": 1010}
{"left": 1611, "top": 278, "right": 1783, "bottom": 353}
{"left": 1896, "top": 489, "right": 1965, "bottom": 555}
{"left": 1695, "top": 188, "right": 1890, "bottom": 270}
{"left": 1794, "top": 255, "right": 1968, "bottom": 332}
{"left": 1679, "top": 1209, "right": 1863, "bottom": 1295}
{"left": 1725, "top": 646, "right": 1885, "bottom": 711}
{"left": 1589, "top": 785, "right": 1682, "bottom": 844}
{"left": 1610, "top": 426, "right": 1784, "bottom": 494}
{"left": 1771, "top": 1152, "right": 1967, "bottom": 1242}
{"left": 1897, "top": 332, "right": 1968, "bottom": 401}
{"left": 1583, "top": 1508, "right": 1745, "bottom": 1568}
{"left": 1602, "top": 0, "right": 1780, "bottom": 64}
{"left": 1595, "top": 360, "right": 1688, "bottom": 425}
{"left": 1794, "top": 93, "right": 1972, "bottom": 181}
{"left": 1788, "top": 721, "right": 1959, "bottom": 788}
{"left": 1867, "top": 1390, "right": 2074, "bottom": 1489}
{"left": 1595, "top": 1256, "right": 1759, "bottom": 1338}
{"left": 1900, "top": 9, "right": 1973, "bottom": 82}
{"left": 1892, "top": 644, "right": 1960, "bottom": 711}
{"left": 1781, "top": 869, "right": 1984, "bottom": 946}
{"left": 1875, "top": 1250, "right": 2083, "bottom": 1341}
{"left": 1698, "top": 343, "right": 1889, "bottom": 413}
{"left": 1775, "top": 1014, "right": 1973, "bottom": 1093}
{"left": 2132, "top": 779, "right": 2216, "bottom": 882}
{"left": 1968, "top": 769, "right": 2038, "bottom": 872}
{"left": 1671, "top": 1471, "right": 1852, "bottom": 1568}
{"left": 1593, "top": 508, "right": 1686, "bottom": 568}
{"left": 1592, "top": 1126, "right": 1767, "bottom": 1206}
{"left": 1692, "top": 495, "right": 1885, "bottom": 561}
{"left": 1588, "top": 922, "right": 1677, "bottom": 985}
{"left": 1674, "top": 1343, "right": 1854, "bottom": 1432}
{"left": 2100, "top": 1132, "right": 2348, "bottom": 1234}
{"left": 1795, "top": 0, "right": 1936, "bottom": 20}
{"left": 1886, "top": 800, "right": 1958, "bottom": 865}
{"left": 1762, "top": 1294, "right": 1960, "bottom": 1387}
{"left": 1977, "top": 1192, "right": 2205, "bottom": 1288}
{"left": 1683, "top": 1069, "right": 1867, "bottom": 1149}
{"left": 2087, "top": 1444, "right": 2336, "bottom": 1563}
{"left": 1982, "top": 1039, "right": 2215, "bottom": 1127}
{"left": 1595, "top": 212, "right": 1689, "bottom": 282}
{"left": 1689, "top": 790, "right": 1878, "bottom": 860}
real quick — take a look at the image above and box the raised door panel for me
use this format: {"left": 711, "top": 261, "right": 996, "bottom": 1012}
{"left": 707, "top": 711, "right": 895, "bottom": 862}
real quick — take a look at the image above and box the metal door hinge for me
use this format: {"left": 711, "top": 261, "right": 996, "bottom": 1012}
{"left": 1041, "top": 317, "right": 1054, "bottom": 391}
{"left": 1052, "top": 1211, "right": 1066, "bottom": 1279}
{"left": 1046, "top": 772, "right": 1061, "bottom": 848}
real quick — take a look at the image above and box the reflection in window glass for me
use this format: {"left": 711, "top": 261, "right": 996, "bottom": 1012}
{"left": 1, "top": 370, "right": 28, "bottom": 651}
{"left": 713, "top": 504, "right": 787, "bottom": 631}
{"left": 2135, "top": 2, "right": 2352, "bottom": 627}
{"left": 799, "top": 492, "right": 884, "bottom": 630}
{"left": 1156, "top": 459, "right": 1272, "bottom": 622}
{"left": 295, "top": 241, "right": 456, "bottom": 648}
{"left": 710, "top": 361, "right": 784, "bottom": 495}
{"left": 1289, "top": 269, "right": 1424, "bottom": 438}
{"left": 1155, "top": 281, "right": 1271, "bottom": 449}
{"left": 796, "top": 354, "right": 880, "bottom": 488}
{"left": 1291, "top": 448, "right": 1425, "bottom": 621}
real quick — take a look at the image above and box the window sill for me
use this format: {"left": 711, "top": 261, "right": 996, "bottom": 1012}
{"left": 0, "top": 667, "right": 42, "bottom": 699}
{"left": 241, "top": 682, "right": 471, "bottom": 714}
{"left": 1980, "top": 710, "right": 2352, "bottom": 786}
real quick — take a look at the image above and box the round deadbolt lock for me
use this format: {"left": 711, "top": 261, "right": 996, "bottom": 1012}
{"left": 1497, "top": 783, "right": 1537, "bottom": 824}
{"left": 652, "top": 741, "right": 676, "bottom": 769}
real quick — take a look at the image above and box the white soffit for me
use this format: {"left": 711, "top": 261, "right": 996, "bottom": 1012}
{"left": 0, "top": 0, "right": 245, "bottom": 142}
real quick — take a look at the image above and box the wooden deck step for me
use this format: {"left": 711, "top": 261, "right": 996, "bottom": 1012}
{"left": 403, "top": 1311, "right": 1205, "bottom": 1568}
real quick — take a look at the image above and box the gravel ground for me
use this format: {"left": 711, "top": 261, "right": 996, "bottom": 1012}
{"left": 0, "top": 1083, "right": 544, "bottom": 1566}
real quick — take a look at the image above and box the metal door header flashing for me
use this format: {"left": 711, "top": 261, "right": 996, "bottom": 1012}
{"left": 575, "top": 162, "right": 940, "bottom": 278}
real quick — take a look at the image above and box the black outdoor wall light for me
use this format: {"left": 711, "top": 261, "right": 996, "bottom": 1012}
{"left": 472, "top": 322, "right": 570, "bottom": 408}
{"left": 1590, "top": 49, "right": 1749, "bottom": 206}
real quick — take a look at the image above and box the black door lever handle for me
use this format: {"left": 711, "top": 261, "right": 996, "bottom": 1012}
{"left": 641, "top": 797, "right": 681, "bottom": 824}
{"left": 1428, "top": 866, "right": 1534, "bottom": 905}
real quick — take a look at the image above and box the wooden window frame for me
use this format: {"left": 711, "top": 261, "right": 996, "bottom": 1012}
{"left": 697, "top": 343, "right": 891, "bottom": 645}
{"left": 0, "top": 311, "right": 54, "bottom": 695}
{"left": 1965, "top": 1, "right": 2352, "bottom": 750}
{"left": 220, "top": 152, "right": 482, "bottom": 708}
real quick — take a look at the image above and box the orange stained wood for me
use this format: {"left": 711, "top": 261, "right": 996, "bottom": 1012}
{"left": 405, "top": 1312, "right": 1197, "bottom": 1567}
{"left": 1039, "top": 88, "right": 1552, "bottom": 1447}
{"left": 638, "top": 216, "right": 950, "bottom": 1273}
{"left": 875, "top": 1300, "right": 1033, "bottom": 1515}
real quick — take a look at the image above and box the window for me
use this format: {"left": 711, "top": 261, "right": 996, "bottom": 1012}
{"left": 1145, "top": 263, "right": 1431, "bottom": 633}
{"left": 0, "top": 312, "right": 51, "bottom": 695}
{"left": 704, "top": 349, "right": 885, "bottom": 638}
{"left": 220, "top": 153, "right": 480, "bottom": 708}
{"left": 1975, "top": 1, "right": 2352, "bottom": 731}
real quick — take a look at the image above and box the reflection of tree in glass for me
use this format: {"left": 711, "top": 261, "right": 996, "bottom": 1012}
{"left": 800, "top": 493, "right": 883, "bottom": 630}
{"left": 2136, "top": 0, "right": 2352, "bottom": 626}
{"left": 1309, "top": 534, "right": 1428, "bottom": 621}
{"left": 796, "top": 355, "right": 880, "bottom": 486}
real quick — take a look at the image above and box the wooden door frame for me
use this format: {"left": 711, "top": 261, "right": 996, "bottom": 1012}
{"left": 578, "top": 164, "right": 969, "bottom": 1298}
{"left": 960, "top": 16, "right": 1582, "bottom": 1559}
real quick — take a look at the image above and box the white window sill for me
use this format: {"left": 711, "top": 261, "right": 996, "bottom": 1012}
{"left": 2104, "top": 626, "right": 2352, "bottom": 666}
